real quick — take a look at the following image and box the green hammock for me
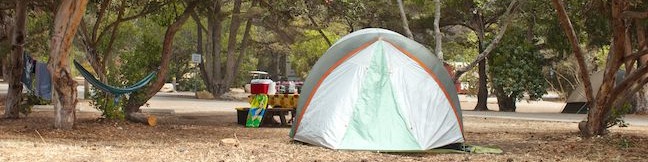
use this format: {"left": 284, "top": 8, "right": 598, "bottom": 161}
{"left": 73, "top": 60, "right": 157, "bottom": 96}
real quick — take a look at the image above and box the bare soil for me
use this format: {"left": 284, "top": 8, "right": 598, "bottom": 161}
{"left": 1, "top": 107, "right": 647, "bottom": 162}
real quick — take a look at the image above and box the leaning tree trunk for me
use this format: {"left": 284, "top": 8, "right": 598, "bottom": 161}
{"left": 231, "top": 0, "right": 259, "bottom": 84}
{"left": 222, "top": 0, "right": 243, "bottom": 96}
{"left": 49, "top": 0, "right": 88, "bottom": 129}
{"left": 124, "top": 2, "right": 197, "bottom": 120}
{"left": 4, "top": 0, "right": 27, "bottom": 119}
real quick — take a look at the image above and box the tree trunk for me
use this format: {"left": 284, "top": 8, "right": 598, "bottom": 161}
{"left": 396, "top": 0, "right": 414, "bottom": 39}
{"left": 635, "top": 20, "right": 648, "bottom": 115}
{"left": 222, "top": 0, "right": 243, "bottom": 95}
{"left": 635, "top": 91, "right": 648, "bottom": 114}
{"left": 475, "top": 59, "right": 489, "bottom": 111}
{"left": 550, "top": 0, "right": 595, "bottom": 104}
{"left": 4, "top": 0, "right": 27, "bottom": 119}
{"left": 433, "top": 0, "right": 443, "bottom": 60}
{"left": 474, "top": 21, "right": 488, "bottom": 111}
{"left": 494, "top": 85, "right": 516, "bottom": 112}
{"left": 209, "top": 1, "right": 224, "bottom": 96}
{"left": 232, "top": 0, "right": 259, "bottom": 84}
{"left": 49, "top": 0, "right": 88, "bottom": 129}
{"left": 584, "top": 0, "right": 628, "bottom": 137}
{"left": 124, "top": 2, "right": 197, "bottom": 117}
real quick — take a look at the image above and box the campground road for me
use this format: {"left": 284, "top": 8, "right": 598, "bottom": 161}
{"left": 1, "top": 82, "right": 646, "bottom": 126}
{"left": 463, "top": 111, "right": 648, "bottom": 127}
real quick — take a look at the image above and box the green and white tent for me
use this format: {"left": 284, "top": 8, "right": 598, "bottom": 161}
{"left": 289, "top": 28, "right": 464, "bottom": 151}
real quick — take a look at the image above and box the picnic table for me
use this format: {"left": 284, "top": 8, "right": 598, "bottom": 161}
{"left": 237, "top": 94, "right": 299, "bottom": 126}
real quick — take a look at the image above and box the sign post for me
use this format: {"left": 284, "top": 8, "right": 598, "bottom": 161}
{"left": 191, "top": 53, "right": 201, "bottom": 92}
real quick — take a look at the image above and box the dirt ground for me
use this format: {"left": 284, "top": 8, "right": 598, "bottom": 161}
{"left": 1, "top": 107, "right": 647, "bottom": 162}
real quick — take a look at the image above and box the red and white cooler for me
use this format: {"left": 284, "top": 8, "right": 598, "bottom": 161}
{"left": 250, "top": 79, "right": 275, "bottom": 94}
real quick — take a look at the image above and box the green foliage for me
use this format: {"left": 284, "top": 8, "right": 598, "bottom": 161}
{"left": 489, "top": 28, "right": 547, "bottom": 101}
{"left": 88, "top": 61, "right": 127, "bottom": 119}
{"left": 289, "top": 30, "right": 340, "bottom": 78}
{"left": 120, "top": 22, "right": 163, "bottom": 104}
{"left": 87, "top": 18, "right": 164, "bottom": 119}
{"left": 618, "top": 136, "right": 634, "bottom": 149}
{"left": 443, "top": 30, "right": 478, "bottom": 62}
{"left": 607, "top": 102, "right": 632, "bottom": 128}
{"left": 89, "top": 90, "right": 126, "bottom": 120}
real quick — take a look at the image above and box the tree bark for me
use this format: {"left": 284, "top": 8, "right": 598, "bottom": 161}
{"left": 232, "top": 0, "right": 259, "bottom": 83}
{"left": 4, "top": 0, "right": 27, "bottom": 119}
{"left": 49, "top": 0, "right": 88, "bottom": 129}
{"left": 396, "top": 0, "right": 414, "bottom": 39}
{"left": 222, "top": 0, "right": 243, "bottom": 95}
{"left": 475, "top": 59, "right": 489, "bottom": 111}
{"left": 474, "top": 10, "right": 489, "bottom": 111}
{"left": 209, "top": 1, "right": 224, "bottom": 95}
{"left": 583, "top": 0, "right": 628, "bottom": 137}
{"left": 434, "top": 0, "right": 443, "bottom": 60}
{"left": 124, "top": 1, "right": 197, "bottom": 117}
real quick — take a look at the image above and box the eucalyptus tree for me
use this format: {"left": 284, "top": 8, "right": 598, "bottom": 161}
{"left": 49, "top": 0, "right": 88, "bottom": 129}
{"left": 552, "top": 0, "right": 648, "bottom": 136}
{"left": 4, "top": 0, "right": 27, "bottom": 119}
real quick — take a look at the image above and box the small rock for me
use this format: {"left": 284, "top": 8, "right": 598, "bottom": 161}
{"left": 506, "top": 158, "right": 514, "bottom": 162}
{"left": 220, "top": 138, "right": 239, "bottom": 147}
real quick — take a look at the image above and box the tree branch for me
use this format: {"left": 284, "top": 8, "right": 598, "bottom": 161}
{"left": 94, "top": 2, "right": 167, "bottom": 45}
{"left": 621, "top": 49, "right": 648, "bottom": 63}
{"left": 622, "top": 10, "right": 648, "bottom": 19}
{"left": 453, "top": 0, "right": 518, "bottom": 81}
{"left": 608, "top": 65, "right": 648, "bottom": 109}
{"left": 550, "top": 0, "right": 594, "bottom": 103}
{"left": 90, "top": 0, "right": 112, "bottom": 43}
{"left": 191, "top": 12, "right": 207, "bottom": 32}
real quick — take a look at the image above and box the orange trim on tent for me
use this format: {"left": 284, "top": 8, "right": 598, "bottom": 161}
{"left": 293, "top": 39, "right": 378, "bottom": 136}
{"left": 384, "top": 41, "right": 465, "bottom": 136}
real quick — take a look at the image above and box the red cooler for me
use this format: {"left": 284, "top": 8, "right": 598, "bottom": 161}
{"left": 250, "top": 79, "right": 272, "bottom": 94}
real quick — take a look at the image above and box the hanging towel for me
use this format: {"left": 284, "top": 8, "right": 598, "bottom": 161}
{"left": 21, "top": 53, "right": 35, "bottom": 91}
{"left": 35, "top": 62, "right": 51, "bottom": 100}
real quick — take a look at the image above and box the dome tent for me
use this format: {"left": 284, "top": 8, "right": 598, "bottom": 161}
{"left": 289, "top": 28, "right": 464, "bottom": 151}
